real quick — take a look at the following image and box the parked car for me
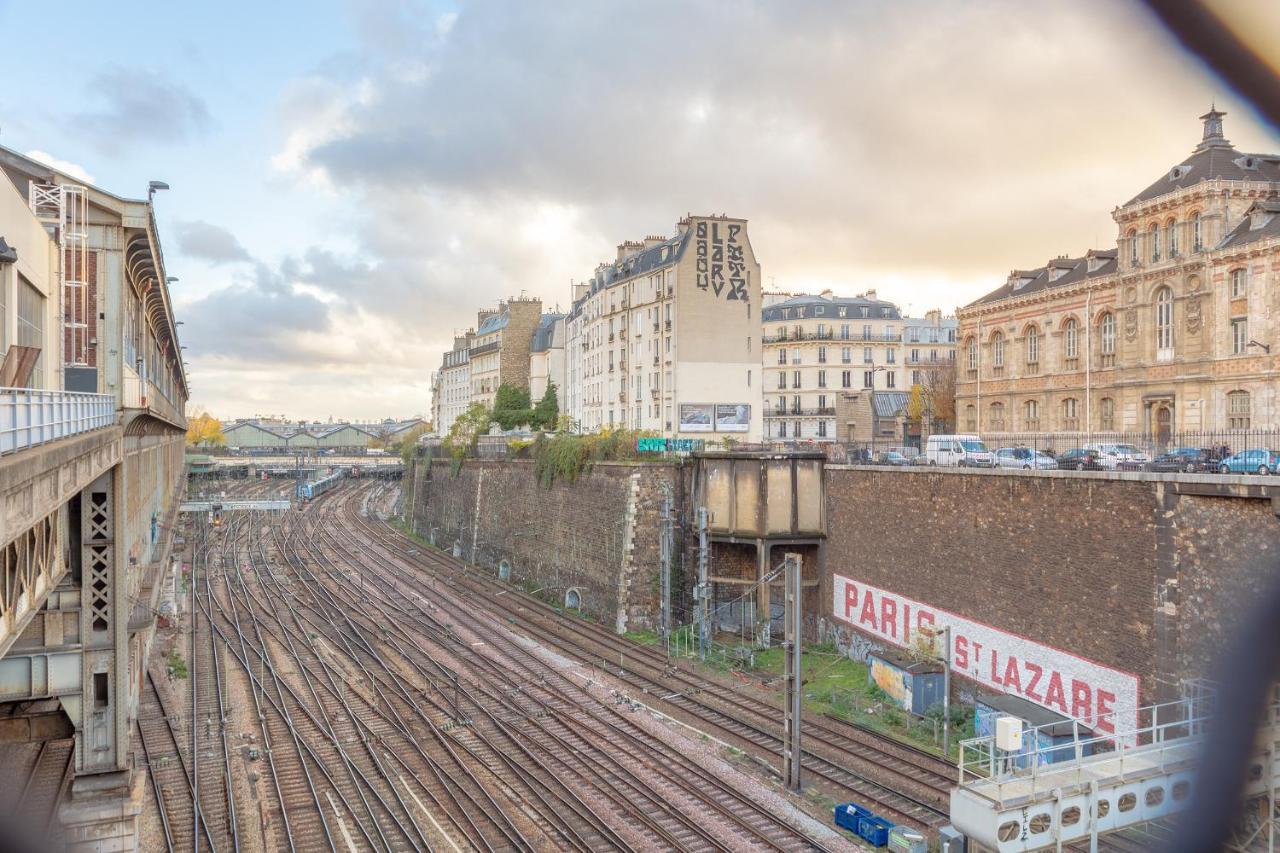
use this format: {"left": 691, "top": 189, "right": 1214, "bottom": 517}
{"left": 885, "top": 445, "right": 921, "bottom": 462}
{"left": 1148, "top": 447, "right": 1220, "bottom": 473}
{"left": 1085, "top": 443, "right": 1150, "bottom": 470}
{"left": 1218, "top": 449, "right": 1280, "bottom": 475}
{"left": 994, "top": 447, "right": 1059, "bottom": 470}
{"left": 1056, "top": 448, "right": 1104, "bottom": 470}
{"left": 875, "top": 451, "right": 911, "bottom": 467}
{"left": 925, "top": 434, "right": 995, "bottom": 467}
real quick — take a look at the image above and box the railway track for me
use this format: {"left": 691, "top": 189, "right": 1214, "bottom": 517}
{"left": 265, "top": 488, "right": 840, "bottom": 850}
{"left": 330, "top": 481, "right": 952, "bottom": 832}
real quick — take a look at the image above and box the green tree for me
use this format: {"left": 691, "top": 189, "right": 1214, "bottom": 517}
{"left": 492, "top": 384, "right": 533, "bottom": 431}
{"left": 444, "top": 403, "right": 491, "bottom": 461}
{"left": 532, "top": 382, "right": 559, "bottom": 430}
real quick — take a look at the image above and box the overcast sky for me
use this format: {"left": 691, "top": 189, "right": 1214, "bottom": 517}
{"left": 2, "top": 0, "right": 1277, "bottom": 421}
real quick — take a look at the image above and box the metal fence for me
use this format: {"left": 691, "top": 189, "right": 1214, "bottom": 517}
{"left": 824, "top": 428, "right": 1280, "bottom": 470}
{"left": 0, "top": 387, "right": 116, "bottom": 456}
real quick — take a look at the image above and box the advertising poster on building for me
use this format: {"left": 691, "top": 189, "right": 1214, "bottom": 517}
{"left": 832, "top": 574, "right": 1140, "bottom": 739}
{"left": 678, "top": 403, "right": 714, "bottom": 432}
{"left": 714, "top": 404, "right": 751, "bottom": 432}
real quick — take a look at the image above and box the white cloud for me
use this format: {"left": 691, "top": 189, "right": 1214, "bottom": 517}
{"left": 24, "top": 150, "right": 95, "bottom": 184}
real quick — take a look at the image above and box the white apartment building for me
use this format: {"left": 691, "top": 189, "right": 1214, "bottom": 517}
{"left": 564, "top": 215, "right": 762, "bottom": 440}
{"left": 761, "top": 291, "right": 957, "bottom": 441}
{"left": 434, "top": 334, "right": 473, "bottom": 435}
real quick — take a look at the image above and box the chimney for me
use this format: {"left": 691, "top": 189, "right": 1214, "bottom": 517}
{"left": 864, "top": 288, "right": 877, "bottom": 301}
{"left": 925, "top": 309, "right": 941, "bottom": 324}
{"left": 477, "top": 307, "right": 498, "bottom": 327}
{"left": 643, "top": 234, "right": 665, "bottom": 249}
{"left": 819, "top": 288, "right": 834, "bottom": 300}
{"left": 616, "top": 242, "right": 629, "bottom": 261}
{"left": 573, "top": 283, "right": 588, "bottom": 302}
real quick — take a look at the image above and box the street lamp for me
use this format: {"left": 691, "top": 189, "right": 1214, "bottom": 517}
{"left": 147, "top": 180, "right": 169, "bottom": 202}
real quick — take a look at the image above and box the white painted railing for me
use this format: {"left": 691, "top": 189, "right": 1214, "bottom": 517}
{"left": 0, "top": 387, "right": 116, "bottom": 456}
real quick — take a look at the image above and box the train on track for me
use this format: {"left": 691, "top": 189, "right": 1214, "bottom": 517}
{"left": 296, "top": 470, "right": 345, "bottom": 502}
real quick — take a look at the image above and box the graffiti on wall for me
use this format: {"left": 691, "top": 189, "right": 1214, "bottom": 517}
{"left": 832, "top": 574, "right": 1141, "bottom": 740}
{"left": 695, "top": 221, "right": 749, "bottom": 301}
{"left": 869, "top": 657, "right": 911, "bottom": 710}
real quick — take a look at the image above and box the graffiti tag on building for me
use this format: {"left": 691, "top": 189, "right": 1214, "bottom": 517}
{"left": 695, "top": 221, "right": 749, "bottom": 301}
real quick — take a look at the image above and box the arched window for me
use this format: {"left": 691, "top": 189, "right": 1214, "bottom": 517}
{"left": 992, "top": 331, "right": 1005, "bottom": 369}
{"left": 1230, "top": 267, "right": 1247, "bottom": 298}
{"left": 1192, "top": 212, "right": 1203, "bottom": 251}
{"left": 1024, "top": 400, "right": 1040, "bottom": 431}
{"left": 1227, "top": 390, "right": 1251, "bottom": 430}
{"left": 1025, "top": 325, "right": 1040, "bottom": 370}
{"left": 1063, "top": 318, "right": 1078, "bottom": 363}
{"left": 965, "top": 405, "right": 977, "bottom": 432}
{"left": 1166, "top": 218, "right": 1179, "bottom": 257}
{"left": 1150, "top": 223, "right": 1161, "bottom": 262}
{"left": 1099, "top": 313, "right": 1116, "bottom": 366}
{"left": 1100, "top": 397, "right": 1116, "bottom": 431}
{"left": 1062, "top": 397, "right": 1079, "bottom": 430}
{"left": 990, "top": 402, "right": 1006, "bottom": 431}
{"left": 1127, "top": 228, "right": 1139, "bottom": 265}
{"left": 966, "top": 338, "right": 978, "bottom": 373}
{"left": 1155, "top": 287, "right": 1174, "bottom": 358}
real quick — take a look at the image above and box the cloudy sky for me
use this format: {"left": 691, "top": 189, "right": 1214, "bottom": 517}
{"left": 1, "top": 0, "right": 1277, "bottom": 421}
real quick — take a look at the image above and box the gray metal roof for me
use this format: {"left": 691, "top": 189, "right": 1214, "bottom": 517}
{"left": 1219, "top": 200, "right": 1280, "bottom": 250}
{"left": 569, "top": 229, "right": 692, "bottom": 319}
{"left": 1125, "top": 110, "right": 1280, "bottom": 205}
{"left": 872, "top": 391, "right": 910, "bottom": 418}
{"left": 476, "top": 312, "right": 509, "bottom": 336}
{"left": 762, "top": 293, "right": 901, "bottom": 322}
{"left": 530, "top": 313, "right": 564, "bottom": 353}
{"left": 967, "top": 251, "right": 1117, "bottom": 308}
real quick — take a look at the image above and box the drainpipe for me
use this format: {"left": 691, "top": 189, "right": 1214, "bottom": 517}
{"left": 1086, "top": 290, "right": 1093, "bottom": 437}
{"left": 976, "top": 317, "right": 982, "bottom": 432}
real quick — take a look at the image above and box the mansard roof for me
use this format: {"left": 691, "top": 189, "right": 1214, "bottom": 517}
{"left": 966, "top": 250, "right": 1117, "bottom": 308}
{"left": 1125, "top": 109, "right": 1280, "bottom": 206}
{"left": 1219, "top": 200, "right": 1280, "bottom": 250}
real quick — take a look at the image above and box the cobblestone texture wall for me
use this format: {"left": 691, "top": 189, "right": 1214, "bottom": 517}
{"left": 411, "top": 458, "right": 679, "bottom": 631}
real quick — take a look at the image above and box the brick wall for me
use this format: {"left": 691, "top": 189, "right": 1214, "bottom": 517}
{"left": 820, "top": 467, "right": 1280, "bottom": 705}
{"left": 411, "top": 458, "right": 679, "bottom": 630}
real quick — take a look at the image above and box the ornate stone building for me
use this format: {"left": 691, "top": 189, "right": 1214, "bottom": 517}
{"left": 956, "top": 109, "right": 1280, "bottom": 441}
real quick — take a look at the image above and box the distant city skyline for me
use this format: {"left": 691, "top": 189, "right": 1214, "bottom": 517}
{"left": 3, "top": 0, "right": 1277, "bottom": 419}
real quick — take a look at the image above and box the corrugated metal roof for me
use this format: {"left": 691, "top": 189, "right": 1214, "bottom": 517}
{"left": 872, "top": 391, "right": 910, "bottom": 418}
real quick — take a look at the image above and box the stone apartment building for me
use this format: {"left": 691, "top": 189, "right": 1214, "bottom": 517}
{"left": 468, "top": 297, "right": 544, "bottom": 409}
{"left": 956, "top": 109, "right": 1280, "bottom": 441}
{"left": 761, "top": 291, "right": 956, "bottom": 442}
{"left": 564, "top": 214, "right": 763, "bottom": 440}
{"left": 529, "top": 312, "right": 565, "bottom": 406}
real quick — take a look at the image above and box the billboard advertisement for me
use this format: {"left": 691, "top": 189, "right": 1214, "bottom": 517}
{"left": 678, "top": 403, "right": 714, "bottom": 432}
{"left": 832, "top": 574, "right": 1140, "bottom": 738}
{"left": 714, "top": 404, "right": 751, "bottom": 432}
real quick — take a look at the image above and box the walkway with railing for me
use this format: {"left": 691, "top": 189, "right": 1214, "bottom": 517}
{"left": 0, "top": 387, "right": 116, "bottom": 456}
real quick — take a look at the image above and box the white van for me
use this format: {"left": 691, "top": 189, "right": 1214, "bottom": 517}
{"left": 925, "top": 434, "right": 995, "bottom": 467}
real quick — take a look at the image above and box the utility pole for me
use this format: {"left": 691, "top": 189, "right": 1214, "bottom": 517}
{"left": 696, "top": 507, "right": 709, "bottom": 661}
{"left": 942, "top": 624, "right": 952, "bottom": 758}
{"left": 659, "top": 485, "right": 673, "bottom": 641}
{"left": 783, "top": 551, "right": 803, "bottom": 791}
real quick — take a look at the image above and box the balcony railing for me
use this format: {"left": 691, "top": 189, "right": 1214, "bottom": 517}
{"left": 765, "top": 407, "right": 836, "bottom": 418}
{"left": 1, "top": 387, "right": 116, "bottom": 456}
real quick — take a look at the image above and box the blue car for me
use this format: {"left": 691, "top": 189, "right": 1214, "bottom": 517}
{"left": 1218, "top": 449, "right": 1280, "bottom": 475}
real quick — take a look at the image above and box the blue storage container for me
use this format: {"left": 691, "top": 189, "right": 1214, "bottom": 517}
{"left": 834, "top": 802, "right": 870, "bottom": 832}
{"left": 858, "top": 815, "right": 895, "bottom": 847}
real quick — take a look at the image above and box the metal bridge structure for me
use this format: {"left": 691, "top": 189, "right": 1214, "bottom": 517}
{"left": 950, "top": 682, "right": 1280, "bottom": 851}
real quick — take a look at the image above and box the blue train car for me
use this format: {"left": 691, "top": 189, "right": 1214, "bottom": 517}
{"left": 297, "top": 470, "right": 345, "bottom": 501}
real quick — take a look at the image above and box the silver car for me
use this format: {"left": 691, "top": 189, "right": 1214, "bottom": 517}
{"left": 995, "top": 447, "right": 1059, "bottom": 470}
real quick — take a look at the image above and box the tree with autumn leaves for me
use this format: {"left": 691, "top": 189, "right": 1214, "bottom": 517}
{"left": 186, "top": 410, "right": 226, "bottom": 448}
{"left": 906, "top": 362, "right": 957, "bottom": 432}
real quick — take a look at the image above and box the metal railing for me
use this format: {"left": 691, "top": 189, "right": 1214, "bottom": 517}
{"left": 0, "top": 387, "right": 116, "bottom": 456}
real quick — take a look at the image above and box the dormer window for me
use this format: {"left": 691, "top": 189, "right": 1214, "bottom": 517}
{"left": 1235, "top": 155, "right": 1258, "bottom": 171}
{"left": 1168, "top": 165, "right": 1190, "bottom": 181}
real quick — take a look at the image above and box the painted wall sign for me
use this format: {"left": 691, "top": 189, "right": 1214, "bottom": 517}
{"left": 832, "top": 574, "right": 1140, "bottom": 738}
{"left": 695, "top": 221, "right": 749, "bottom": 301}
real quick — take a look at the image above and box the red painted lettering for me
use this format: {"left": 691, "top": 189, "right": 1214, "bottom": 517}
{"left": 1096, "top": 690, "right": 1116, "bottom": 735}
{"left": 1045, "top": 672, "right": 1068, "bottom": 713}
{"left": 1002, "top": 656, "right": 1022, "bottom": 693}
{"left": 860, "top": 591, "right": 878, "bottom": 630}
{"left": 917, "top": 610, "right": 935, "bottom": 633}
{"left": 990, "top": 650, "right": 1002, "bottom": 685}
{"left": 954, "top": 635, "right": 969, "bottom": 669}
{"left": 881, "top": 598, "right": 898, "bottom": 639}
{"left": 902, "top": 604, "right": 911, "bottom": 643}
{"left": 1024, "top": 662, "right": 1044, "bottom": 702}
{"left": 844, "top": 582, "right": 859, "bottom": 621}
{"left": 970, "top": 642, "right": 983, "bottom": 670}
{"left": 1070, "top": 679, "right": 1092, "bottom": 721}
